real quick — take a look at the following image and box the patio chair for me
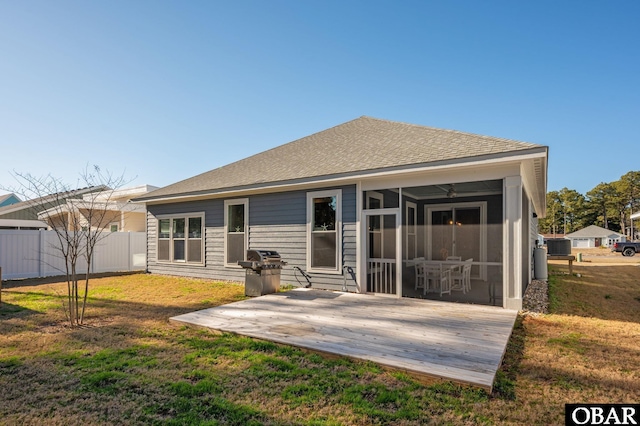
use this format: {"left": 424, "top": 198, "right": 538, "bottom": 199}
{"left": 463, "top": 258, "right": 473, "bottom": 292}
{"left": 414, "top": 260, "right": 426, "bottom": 292}
{"left": 446, "top": 255, "right": 463, "bottom": 275}
{"left": 413, "top": 257, "right": 425, "bottom": 290}
{"left": 450, "top": 261, "right": 472, "bottom": 294}
{"left": 423, "top": 263, "right": 451, "bottom": 296}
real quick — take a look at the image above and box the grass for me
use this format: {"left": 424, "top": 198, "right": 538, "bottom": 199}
{"left": 1, "top": 267, "right": 639, "bottom": 425}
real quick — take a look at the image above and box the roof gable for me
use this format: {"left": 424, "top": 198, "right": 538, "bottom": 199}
{"left": 566, "top": 225, "right": 623, "bottom": 238}
{"left": 0, "top": 193, "right": 21, "bottom": 207}
{"left": 140, "top": 116, "right": 546, "bottom": 201}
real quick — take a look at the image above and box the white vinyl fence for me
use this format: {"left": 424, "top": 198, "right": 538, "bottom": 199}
{"left": 0, "top": 230, "right": 146, "bottom": 280}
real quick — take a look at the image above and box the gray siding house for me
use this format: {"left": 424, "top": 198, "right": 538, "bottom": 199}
{"left": 136, "top": 117, "right": 548, "bottom": 310}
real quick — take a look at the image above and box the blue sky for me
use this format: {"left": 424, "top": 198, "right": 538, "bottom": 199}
{"left": 1, "top": 1, "right": 638, "bottom": 197}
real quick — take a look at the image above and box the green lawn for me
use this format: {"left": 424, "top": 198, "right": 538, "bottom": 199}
{"left": 1, "top": 268, "right": 638, "bottom": 425}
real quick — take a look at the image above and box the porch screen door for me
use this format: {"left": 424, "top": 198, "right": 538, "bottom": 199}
{"left": 364, "top": 210, "right": 400, "bottom": 296}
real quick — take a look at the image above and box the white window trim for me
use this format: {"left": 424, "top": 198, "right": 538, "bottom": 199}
{"left": 156, "top": 212, "right": 205, "bottom": 265}
{"left": 365, "top": 191, "right": 385, "bottom": 260}
{"left": 224, "top": 198, "right": 249, "bottom": 268}
{"left": 307, "top": 189, "right": 342, "bottom": 274}
{"left": 366, "top": 191, "right": 384, "bottom": 209}
{"left": 405, "top": 201, "right": 417, "bottom": 260}
{"left": 109, "top": 222, "right": 119, "bottom": 232}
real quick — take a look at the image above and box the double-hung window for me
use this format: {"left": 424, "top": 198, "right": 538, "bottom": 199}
{"left": 224, "top": 199, "right": 248, "bottom": 267}
{"left": 157, "top": 214, "right": 204, "bottom": 264}
{"left": 307, "top": 189, "right": 342, "bottom": 273}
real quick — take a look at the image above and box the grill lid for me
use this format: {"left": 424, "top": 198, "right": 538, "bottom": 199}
{"left": 239, "top": 249, "right": 286, "bottom": 270}
{"left": 246, "top": 250, "right": 281, "bottom": 262}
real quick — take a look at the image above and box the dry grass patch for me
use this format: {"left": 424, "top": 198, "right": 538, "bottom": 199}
{"left": 495, "top": 264, "right": 640, "bottom": 424}
{"left": 549, "top": 265, "right": 640, "bottom": 321}
{"left": 1, "top": 268, "right": 639, "bottom": 425}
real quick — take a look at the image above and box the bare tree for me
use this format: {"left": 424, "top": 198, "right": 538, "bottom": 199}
{"left": 5, "top": 166, "right": 129, "bottom": 326}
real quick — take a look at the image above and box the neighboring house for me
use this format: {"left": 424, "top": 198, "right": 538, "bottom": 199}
{"left": 565, "top": 225, "right": 625, "bottom": 248}
{"left": 38, "top": 185, "right": 158, "bottom": 232}
{"left": 0, "top": 193, "right": 21, "bottom": 208}
{"left": 0, "top": 186, "right": 108, "bottom": 222}
{"left": 135, "top": 116, "right": 548, "bottom": 310}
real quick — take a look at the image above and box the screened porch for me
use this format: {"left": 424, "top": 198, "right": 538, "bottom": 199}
{"left": 363, "top": 179, "right": 505, "bottom": 307}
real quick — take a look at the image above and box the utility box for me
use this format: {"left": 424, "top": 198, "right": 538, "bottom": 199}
{"left": 546, "top": 238, "right": 571, "bottom": 256}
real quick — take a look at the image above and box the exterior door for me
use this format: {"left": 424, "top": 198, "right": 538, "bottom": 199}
{"left": 363, "top": 209, "right": 401, "bottom": 296}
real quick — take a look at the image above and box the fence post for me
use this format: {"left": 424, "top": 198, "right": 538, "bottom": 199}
{"left": 39, "top": 229, "right": 44, "bottom": 278}
{"left": 1, "top": 266, "right": 3, "bottom": 305}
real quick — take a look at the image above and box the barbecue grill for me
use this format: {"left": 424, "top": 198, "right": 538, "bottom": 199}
{"left": 238, "top": 250, "right": 286, "bottom": 296}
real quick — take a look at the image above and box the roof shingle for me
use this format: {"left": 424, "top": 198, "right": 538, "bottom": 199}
{"left": 140, "top": 116, "right": 544, "bottom": 201}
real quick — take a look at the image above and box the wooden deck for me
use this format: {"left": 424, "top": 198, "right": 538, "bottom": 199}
{"left": 170, "top": 288, "right": 518, "bottom": 391}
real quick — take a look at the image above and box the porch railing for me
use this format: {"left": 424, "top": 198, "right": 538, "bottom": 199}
{"left": 367, "top": 258, "right": 396, "bottom": 294}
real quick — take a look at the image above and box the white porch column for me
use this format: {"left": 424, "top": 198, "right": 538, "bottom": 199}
{"left": 504, "top": 176, "right": 523, "bottom": 310}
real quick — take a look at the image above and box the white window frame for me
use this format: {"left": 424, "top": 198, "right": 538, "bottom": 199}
{"left": 307, "top": 189, "right": 342, "bottom": 274}
{"left": 224, "top": 198, "right": 249, "bottom": 268}
{"left": 365, "top": 191, "right": 384, "bottom": 259}
{"left": 156, "top": 212, "right": 205, "bottom": 265}
{"left": 109, "top": 222, "right": 119, "bottom": 232}
{"left": 366, "top": 191, "right": 384, "bottom": 209}
{"left": 405, "top": 201, "right": 417, "bottom": 260}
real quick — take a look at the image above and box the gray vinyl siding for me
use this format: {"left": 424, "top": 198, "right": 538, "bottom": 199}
{"left": 145, "top": 185, "right": 358, "bottom": 292}
{"left": 0, "top": 210, "right": 33, "bottom": 220}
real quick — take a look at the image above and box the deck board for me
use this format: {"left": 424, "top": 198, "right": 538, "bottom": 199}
{"left": 170, "top": 288, "right": 518, "bottom": 391}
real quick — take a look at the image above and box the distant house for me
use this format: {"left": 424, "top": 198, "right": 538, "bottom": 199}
{"left": 0, "top": 193, "right": 21, "bottom": 208}
{"left": 38, "top": 185, "right": 158, "bottom": 232}
{"left": 565, "top": 225, "right": 625, "bottom": 248}
{"left": 135, "top": 116, "right": 548, "bottom": 310}
{"left": 0, "top": 186, "right": 108, "bottom": 222}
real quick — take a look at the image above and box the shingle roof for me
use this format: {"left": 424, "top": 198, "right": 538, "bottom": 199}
{"left": 566, "top": 225, "right": 623, "bottom": 238}
{"left": 139, "top": 116, "right": 546, "bottom": 201}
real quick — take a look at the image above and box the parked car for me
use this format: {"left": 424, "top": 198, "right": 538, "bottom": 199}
{"left": 612, "top": 241, "right": 640, "bottom": 257}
